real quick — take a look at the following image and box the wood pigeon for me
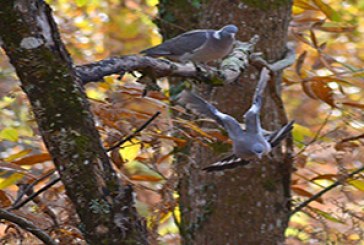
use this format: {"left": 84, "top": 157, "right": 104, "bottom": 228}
{"left": 178, "top": 68, "right": 294, "bottom": 172}
{"left": 141, "top": 25, "right": 238, "bottom": 63}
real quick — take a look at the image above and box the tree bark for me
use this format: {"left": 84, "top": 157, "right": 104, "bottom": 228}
{"left": 157, "top": 1, "right": 293, "bottom": 244}
{"left": 0, "top": 1, "right": 147, "bottom": 244}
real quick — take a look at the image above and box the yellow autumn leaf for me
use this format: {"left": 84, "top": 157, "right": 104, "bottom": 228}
{"left": 4, "top": 149, "right": 32, "bottom": 162}
{"left": 119, "top": 139, "right": 141, "bottom": 163}
{"left": 0, "top": 173, "right": 24, "bottom": 189}
{"left": 0, "top": 127, "right": 19, "bottom": 142}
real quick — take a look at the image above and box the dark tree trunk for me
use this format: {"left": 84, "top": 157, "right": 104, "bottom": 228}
{"left": 157, "top": 1, "right": 293, "bottom": 244}
{"left": 0, "top": 1, "right": 147, "bottom": 244}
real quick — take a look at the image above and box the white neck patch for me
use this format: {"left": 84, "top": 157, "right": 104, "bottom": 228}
{"left": 213, "top": 30, "right": 222, "bottom": 40}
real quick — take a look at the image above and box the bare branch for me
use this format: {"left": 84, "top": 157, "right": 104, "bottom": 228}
{"left": 291, "top": 165, "right": 364, "bottom": 215}
{"left": 75, "top": 37, "right": 259, "bottom": 85}
{"left": 250, "top": 42, "right": 296, "bottom": 72}
{"left": 9, "top": 178, "right": 61, "bottom": 211}
{"left": 0, "top": 209, "right": 56, "bottom": 245}
{"left": 13, "top": 170, "right": 56, "bottom": 208}
{"left": 220, "top": 35, "right": 260, "bottom": 83}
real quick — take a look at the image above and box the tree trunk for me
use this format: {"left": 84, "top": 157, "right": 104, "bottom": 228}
{"left": 157, "top": 1, "right": 293, "bottom": 244}
{"left": 0, "top": 1, "right": 147, "bottom": 244}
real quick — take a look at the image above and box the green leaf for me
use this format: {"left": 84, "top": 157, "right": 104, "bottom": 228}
{"left": 0, "top": 127, "right": 19, "bottom": 142}
{"left": 311, "top": 207, "right": 346, "bottom": 224}
{"left": 312, "top": 0, "right": 341, "bottom": 22}
{"left": 291, "top": 124, "right": 314, "bottom": 148}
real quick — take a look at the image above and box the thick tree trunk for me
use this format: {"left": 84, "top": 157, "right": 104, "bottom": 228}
{"left": 158, "top": 1, "right": 293, "bottom": 244}
{"left": 0, "top": 1, "right": 147, "bottom": 244}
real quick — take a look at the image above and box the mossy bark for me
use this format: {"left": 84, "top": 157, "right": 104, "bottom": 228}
{"left": 0, "top": 1, "right": 147, "bottom": 244}
{"left": 157, "top": 0, "right": 293, "bottom": 244}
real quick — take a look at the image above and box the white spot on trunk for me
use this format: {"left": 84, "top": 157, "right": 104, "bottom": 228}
{"left": 20, "top": 37, "right": 44, "bottom": 49}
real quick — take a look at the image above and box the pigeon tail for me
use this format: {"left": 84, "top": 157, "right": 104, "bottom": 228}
{"left": 268, "top": 120, "right": 295, "bottom": 148}
{"left": 202, "top": 154, "right": 250, "bottom": 172}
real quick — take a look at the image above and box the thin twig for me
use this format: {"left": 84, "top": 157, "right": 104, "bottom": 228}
{"left": 0, "top": 208, "right": 57, "bottom": 245}
{"left": 291, "top": 165, "right": 364, "bottom": 215}
{"left": 340, "top": 133, "right": 364, "bottom": 143}
{"left": 294, "top": 110, "right": 332, "bottom": 157}
{"left": 106, "top": 111, "right": 161, "bottom": 152}
{"left": 13, "top": 170, "right": 56, "bottom": 208}
{"left": 9, "top": 178, "right": 61, "bottom": 211}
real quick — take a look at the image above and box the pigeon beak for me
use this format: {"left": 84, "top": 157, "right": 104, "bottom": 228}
{"left": 256, "top": 153, "right": 263, "bottom": 159}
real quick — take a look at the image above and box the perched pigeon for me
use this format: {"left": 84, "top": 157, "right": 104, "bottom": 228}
{"left": 141, "top": 25, "right": 238, "bottom": 63}
{"left": 178, "top": 68, "right": 294, "bottom": 172}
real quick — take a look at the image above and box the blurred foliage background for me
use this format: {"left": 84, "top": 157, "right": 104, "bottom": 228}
{"left": 0, "top": 0, "right": 363, "bottom": 244}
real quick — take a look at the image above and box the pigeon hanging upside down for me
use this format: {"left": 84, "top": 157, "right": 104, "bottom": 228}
{"left": 141, "top": 25, "right": 238, "bottom": 63}
{"left": 178, "top": 68, "right": 294, "bottom": 172}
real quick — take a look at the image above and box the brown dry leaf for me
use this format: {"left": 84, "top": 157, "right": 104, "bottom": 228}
{"left": 335, "top": 141, "right": 360, "bottom": 151}
{"left": 296, "top": 51, "right": 307, "bottom": 77}
{"left": 177, "top": 119, "right": 215, "bottom": 140}
{"left": 110, "top": 148, "right": 125, "bottom": 169}
{"left": 315, "top": 22, "right": 356, "bottom": 33}
{"left": 342, "top": 102, "right": 364, "bottom": 110}
{"left": 12, "top": 210, "right": 53, "bottom": 229}
{"left": 302, "top": 80, "right": 336, "bottom": 107}
{"left": 0, "top": 190, "right": 12, "bottom": 207}
{"left": 12, "top": 153, "right": 52, "bottom": 166}
{"left": 156, "top": 153, "right": 173, "bottom": 165}
{"left": 149, "top": 134, "right": 186, "bottom": 148}
{"left": 292, "top": 185, "right": 324, "bottom": 203}
{"left": 309, "top": 28, "right": 318, "bottom": 48}
{"left": 292, "top": 31, "right": 313, "bottom": 47}
{"left": 311, "top": 174, "right": 338, "bottom": 181}
{"left": 0, "top": 162, "right": 35, "bottom": 178}
{"left": 57, "top": 228, "right": 84, "bottom": 240}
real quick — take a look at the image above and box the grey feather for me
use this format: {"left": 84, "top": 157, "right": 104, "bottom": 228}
{"left": 178, "top": 67, "right": 294, "bottom": 172}
{"left": 267, "top": 120, "right": 295, "bottom": 148}
{"left": 141, "top": 25, "right": 238, "bottom": 63}
{"left": 243, "top": 67, "right": 269, "bottom": 134}
{"left": 202, "top": 154, "right": 249, "bottom": 172}
{"left": 178, "top": 90, "right": 244, "bottom": 140}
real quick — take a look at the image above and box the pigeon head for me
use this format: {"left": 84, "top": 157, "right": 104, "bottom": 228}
{"left": 252, "top": 143, "right": 264, "bottom": 159}
{"left": 219, "top": 25, "right": 238, "bottom": 38}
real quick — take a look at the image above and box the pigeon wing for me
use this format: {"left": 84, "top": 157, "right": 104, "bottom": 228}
{"left": 244, "top": 68, "right": 270, "bottom": 134}
{"left": 178, "top": 90, "right": 244, "bottom": 139}
{"left": 141, "top": 31, "right": 210, "bottom": 57}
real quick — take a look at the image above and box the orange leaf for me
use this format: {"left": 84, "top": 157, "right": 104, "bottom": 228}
{"left": 302, "top": 80, "right": 336, "bottom": 107}
{"left": 130, "top": 174, "right": 163, "bottom": 182}
{"left": 311, "top": 174, "right": 338, "bottom": 181}
{"left": 12, "top": 153, "right": 52, "bottom": 166}
{"left": 292, "top": 186, "right": 324, "bottom": 203}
